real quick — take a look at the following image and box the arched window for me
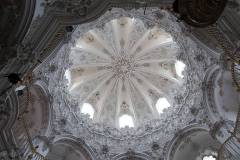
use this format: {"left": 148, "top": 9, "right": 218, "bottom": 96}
{"left": 119, "top": 114, "right": 134, "bottom": 128}
{"left": 64, "top": 69, "right": 71, "bottom": 86}
{"left": 156, "top": 98, "right": 170, "bottom": 114}
{"left": 175, "top": 61, "right": 186, "bottom": 78}
{"left": 203, "top": 155, "right": 216, "bottom": 160}
{"left": 81, "top": 103, "right": 94, "bottom": 118}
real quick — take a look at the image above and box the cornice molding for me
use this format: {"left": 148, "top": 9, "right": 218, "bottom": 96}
{"left": 23, "top": 0, "right": 174, "bottom": 69}
{"left": 33, "top": 8, "right": 219, "bottom": 159}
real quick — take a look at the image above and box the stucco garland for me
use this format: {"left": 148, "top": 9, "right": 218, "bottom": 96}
{"left": 34, "top": 8, "right": 219, "bottom": 159}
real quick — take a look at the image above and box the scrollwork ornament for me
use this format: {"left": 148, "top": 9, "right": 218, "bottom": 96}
{"left": 34, "top": 8, "right": 219, "bottom": 159}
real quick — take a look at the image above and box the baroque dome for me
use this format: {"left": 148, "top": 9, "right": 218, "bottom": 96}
{"left": 65, "top": 17, "right": 185, "bottom": 128}
{"left": 34, "top": 8, "right": 218, "bottom": 158}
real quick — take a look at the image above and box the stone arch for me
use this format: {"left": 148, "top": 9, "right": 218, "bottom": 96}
{"left": 21, "top": 80, "right": 52, "bottom": 137}
{"left": 13, "top": 80, "right": 51, "bottom": 136}
{"left": 46, "top": 136, "right": 97, "bottom": 160}
{"left": 203, "top": 64, "right": 240, "bottom": 124}
{"left": 112, "top": 151, "right": 152, "bottom": 160}
{"left": 0, "top": 90, "right": 18, "bottom": 130}
{"left": 165, "top": 124, "right": 221, "bottom": 160}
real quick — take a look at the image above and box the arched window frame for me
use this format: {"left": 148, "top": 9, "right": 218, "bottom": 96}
{"left": 156, "top": 97, "right": 171, "bottom": 114}
{"left": 119, "top": 114, "right": 134, "bottom": 128}
{"left": 175, "top": 60, "right": 186, "bottom": 78}
{"left": 81, "top": 103, "right": 95, "bottom": 119}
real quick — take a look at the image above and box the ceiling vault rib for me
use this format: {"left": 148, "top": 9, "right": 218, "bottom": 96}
{"left": 73, "top": 46, "right": 111, "bottom": 60}
{"left": 136, "top": 67, "right": 179, "bottom": 84}
{"left": 79, "top": 74, "right": 113, "bottom": 109}
{"left": 135, "top": 40, "right": 173, "bottom": 59}
{"left": 115, "top": 80, "right": 123, "bottom": 125}
{"left": 129, "top": 30, "right": 150, "bottom": 55}
{"left": 136, "top": 58, "right": 176, "bottom": 64}
{"left": 125, "top": 79, "right": 138, "bottom": 123}
{"left": 129, "top": 77, "right": 159, "bottom": 118}
{"left": 112, "top": 20, "right": 121, "bottom": 53}
{"left": 134, "top": 72, "right": 164, "bottom": 96}
{"left": 70, "top": 62, "right": 111, "bottom": 69}
{"left": 90, "top": 31, "right": 115, "bottom": 57}
{"left": 69, "top": 70, "right": 111, "bottom": 91}
{"left": 95, "top": 78, "right": 116, "bottom": 121}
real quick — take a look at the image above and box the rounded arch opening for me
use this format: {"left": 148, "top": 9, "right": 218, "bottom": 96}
{"left": 166, "top": 125, "right": 221, "bottom": 160}
{"left": 156, "top": 97, "right": 171, "bottom": 114}
{"left": 175, "top": 60, "right": 186, "bottom": 78}
{"left": 81, "top": 103, "right": 94, "bottom": 119}
{"left": 119, "top": 114, "right": 134, "bottom": 128}
{"left": 203, "top": 155, "right": 216, "bottom": 160}
{"left": 46, "top": 136, "right": 96, "bottom": 160}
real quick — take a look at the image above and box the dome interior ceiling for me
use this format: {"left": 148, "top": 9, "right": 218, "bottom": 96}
{"left": 65, "top": 17, "right": 185, "bottom": 128}
{"left": 32, "top": 8, "right": 220, "bottom": 157}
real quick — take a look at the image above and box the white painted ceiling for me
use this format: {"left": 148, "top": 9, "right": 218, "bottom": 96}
{"left": 65, "top": 17, "right": 184, "bottom": 128}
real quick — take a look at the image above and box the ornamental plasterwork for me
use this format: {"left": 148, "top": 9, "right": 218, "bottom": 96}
{"left": 34, "top": 8, "right": 218, "bottom": 159}
{"left": 67, "top": 15, "right": 182, "bottom": 126}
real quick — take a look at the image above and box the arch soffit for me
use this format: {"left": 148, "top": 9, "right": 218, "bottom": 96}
{"left": 165, "top": 124, "right": 209, "bottom": 160}
{"left": 33, "top": 80, "right": 53, "bottom": 136}
{"left": 112, "top": 151, "right": 152, "bottom": 160}
{"left": 203, "top": 64, "right": 239, "bottom": 124}
{"left": 203, "top": 65, "right": 222, "bottom": 123}
{"left": 52, "top": 135, "right": 97, "bottom": 160}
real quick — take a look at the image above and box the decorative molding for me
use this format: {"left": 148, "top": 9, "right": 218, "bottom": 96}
{"left": 34, "top": 8, "right": 219, "bottom": 159}
{"left": 165, "top": 124, "right": 209, "bottom": 160}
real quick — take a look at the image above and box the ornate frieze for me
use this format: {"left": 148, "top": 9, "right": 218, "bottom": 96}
{"left": 34, "top": 8, "right": 219, "bottom": 159}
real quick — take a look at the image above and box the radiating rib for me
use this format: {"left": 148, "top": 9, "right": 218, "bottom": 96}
{"left": 80, "top": 74, "right": 113, "bottom": 107}
{"left": 134, "top": 72, "right": 164, "bottom": 95}
{"left": 90, "top": 31, "right": 115, "bottom": 56}
{"left": 136, "top": 67, "right": 179, "bottom": 84}
{"left": 129, "top": 77, "right": 159, "bottom": 118}
{"left": 134, "top": 40, "right": 173, "bottom": 59}
{"left": 136, "top": 46, "right": 179, "bottom": 61}
{"left": 129, "top": 30, "right": 151, "bottom": 55}
{"left": 118, "top": 18, "right": 134, "bottom": 51}
{"left": 70, "top": 66, "right": 108, "bottom": 84}
{"left": 69, "top": 70, "right": 110, "bottom": 91}
{"left": 125, "top": 79, "right": 137, "bottom": 121}
{"left": 95, "top": 78, "right": 117, "bottom": 121}
{"left": 115, "top": 80, "right": 123, "bottom": 118}
{"left": 70, "top": 62, "right": 111, "bottom": 70}
{"left": 136, "top": 58, "right": 176, "bottom": 64}
{"left": 72, "top": 46, "right": 111, "bottom": 60}
{"left": 111, "top": 20, "right": 121, "bottom": 53}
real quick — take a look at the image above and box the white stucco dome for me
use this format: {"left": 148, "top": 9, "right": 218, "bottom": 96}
{"left": 65, "top": 17, "right": 185, "bottom": 128}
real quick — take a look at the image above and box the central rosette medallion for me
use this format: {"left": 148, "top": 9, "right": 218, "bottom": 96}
{"left": 111, "top": 54, "right": 136, "bottom": 79}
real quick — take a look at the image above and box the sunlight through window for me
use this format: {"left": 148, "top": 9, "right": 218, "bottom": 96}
{"left": 81, "top": 103, "right": 94, "bottom": 119}
{"left": 156, "top": 98, "right": 170, "bottom": 114}
{"left": 175, "top": 61, "right": 186, "bottom": 78}
{"left": 203, "top": 155, "right": 216, "bottom": 160}
{"left": 119, "top": 114, "right": 134, "bottom": 128}
{"left": 64, "top": 70, "right": 71, "bottom": 86}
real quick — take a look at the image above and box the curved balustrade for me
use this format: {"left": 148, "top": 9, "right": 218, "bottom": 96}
{"left": 206, "top": 25, "right": 238, "bottom": 62}
{"left": 207, "top": 26, "right": 240, "bottom": 92}
{"left": 231, "top": 48, "right": 240, "bottom": 91}
{"left": 217, "top": 136, "right": 240, "bottom": 160}
{"left": 217, "top": 105, "right": 240, "bottom": 160}
{"left": 13, "top": 78, "right": 47, "bottom": 160}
